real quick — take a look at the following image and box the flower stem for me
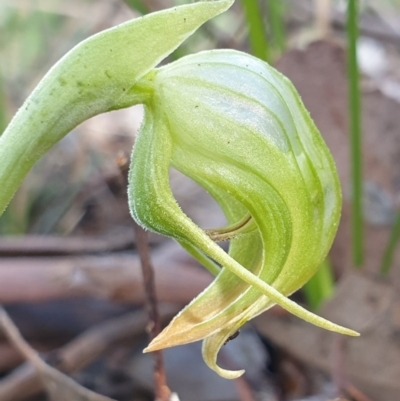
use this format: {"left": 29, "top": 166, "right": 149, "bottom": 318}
{"left": 241, "top": 0, "right": 269, "bottom": 61}
{"left": 347, "top": 0, "right": 363, "bottom": 267}
{"left": 267, "top": 0, "right": 286, "bottom": 54}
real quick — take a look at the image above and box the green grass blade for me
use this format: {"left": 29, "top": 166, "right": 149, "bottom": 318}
{"left": 381, "top": 212, "right": 400, "bottom": 275}
{"left": 303, "top": 258, "right": 335, "bottom": 310}
{"left": 267, "top": 0, "right": 286, "bottom": 53}
{"left": 347, "top": 0, "right": 363, "bottom": 267}
{"left": 240, "top": 0, "right": 269, "bottom": 61}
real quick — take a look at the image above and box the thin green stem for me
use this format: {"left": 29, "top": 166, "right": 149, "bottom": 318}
{"left": 267, "top": 0, "right": 286, "bottom": 53}
{"left": 381, "top": 212, "right": 400, "bottom": 275}
{"left": 347, "top": 0, "right": 363, "bottom": 267}
{"left": 240, "top": 0, "right": 269, "bottom": 61}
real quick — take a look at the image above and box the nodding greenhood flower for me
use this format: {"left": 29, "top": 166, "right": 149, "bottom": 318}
{"left": 133, "top": 50, "right": 359, "bottom": 378}
{"left": 0, "top": 0, "right": 358, "bottom": 379}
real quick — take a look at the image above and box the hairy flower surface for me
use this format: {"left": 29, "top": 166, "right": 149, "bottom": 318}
{"left": 0, "top": 0, "right": 358, "bottom": 379}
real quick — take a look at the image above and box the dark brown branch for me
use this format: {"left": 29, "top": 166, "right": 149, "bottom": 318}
{"left": 134, "top": 223, "right": 171, "bottom": 401}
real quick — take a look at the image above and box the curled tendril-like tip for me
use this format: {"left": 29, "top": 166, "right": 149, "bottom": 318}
{"left": 202, "top": 329, "right": 245, "bottom": 380}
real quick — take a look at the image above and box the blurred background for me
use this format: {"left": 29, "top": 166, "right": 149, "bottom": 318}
{"left": 1, "top": 0, "right": 400, "bottom": 400}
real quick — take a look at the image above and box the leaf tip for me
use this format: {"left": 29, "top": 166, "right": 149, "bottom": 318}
{"left": 143, "top": 342, "right": 158, "bottom": 353}
{"left": 344, "top": 328, "right": 360, "bottom": 337}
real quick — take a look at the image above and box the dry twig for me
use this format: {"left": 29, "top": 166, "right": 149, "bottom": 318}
{"left": 0, "top": 306, "right": 117, "bottom": 401}
{"left": 0, "top": 243, "right": 212, "bottom": 304}
{"left": 134, "top": 223, "right": 172, "bottom": 401}
{"left": 0, "top": 305, "right": 179, "bottom": 401}
{"left": 0, "top": 231, "right": 142, "bottom": 256}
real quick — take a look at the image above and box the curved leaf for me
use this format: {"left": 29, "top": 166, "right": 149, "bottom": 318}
{"left": 0, "top": 0, "right": 234, "bottom": 215}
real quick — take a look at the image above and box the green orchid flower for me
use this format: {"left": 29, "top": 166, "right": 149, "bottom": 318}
{"left": 0, "top": 0, "right": 358, "bottom": 380}
{"left": 133, "top": 50, "right": 359, "bottom": 378}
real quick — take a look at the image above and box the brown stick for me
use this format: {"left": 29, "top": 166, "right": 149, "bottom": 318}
{"left": 0, "top": 243, "right": 212, "bottom": 304}
{"left": 0, "top": 231, "right": 140, "bottom": 256}
{"left": 134, "top": 223, "right": 171, "bottom": 401}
